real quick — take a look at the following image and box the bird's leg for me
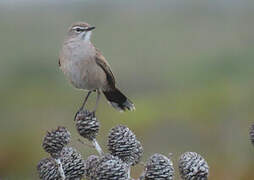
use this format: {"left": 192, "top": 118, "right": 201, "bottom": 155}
{"left": 80, "top": 91, "right": 92, "bottom": 110}
{"left": 74, "top": 91, "right": 92, "bottom": 120}
{"left": 92, "top": 90, "right": 101, "bottom": 114}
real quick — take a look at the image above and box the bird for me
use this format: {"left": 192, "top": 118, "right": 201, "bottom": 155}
{"left": 59, "top": 22, "right": 135, "bottom": 115}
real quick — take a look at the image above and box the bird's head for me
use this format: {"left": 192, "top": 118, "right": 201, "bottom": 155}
{"left": 67, "top": 22, "right": 95, "bottom": 41}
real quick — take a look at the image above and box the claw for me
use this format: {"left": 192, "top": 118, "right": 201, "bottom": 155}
{"left": 74, "top": 108, "right": 82, "bottom": 121}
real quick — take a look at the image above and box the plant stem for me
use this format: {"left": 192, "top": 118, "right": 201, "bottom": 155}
{"left": 127, "top": 166, "right": 131, "bottom": 179}
{"left": 92, "top": 138, "right": 103, "bottom": 156}
{"left": 138, "top": 171, "right": 145, "bottom": 180}
{"left": 55, "top": 158, "right": 65, "bottom": 180}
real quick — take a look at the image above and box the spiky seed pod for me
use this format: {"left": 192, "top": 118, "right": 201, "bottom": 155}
{"left": 108, "top": 125, "right": 143, "bottom": 165}
{"left": 249, "top": 124, "right": 254, "bottom": 145}
{"left": 75, "top": 109, "right": 100, "bottom": 141}
{"left": 61, "top": 147, "right": 86, "bottom": 180}
{"left": 37, "top": 158, "right": 61, "bottom": 180}
{"left": 37, "top": 147, "right": 85, "bottom": 180}
{"left": 42, "top": 126, "right": 71, "bottom": 158}
{"left": 92, "top": 154, "right": 128, "bottom": 180}
{"left": 178, "top": 152, "right": 209, "bottom": 180}
{"left": 85, "top": 155, "right": 100, "bottom": 180}
{"left": 133, "top": 140, "right": 143, "bottom": 165}
{"left": 144, "top": 153, "right": 174, "bottom": 180}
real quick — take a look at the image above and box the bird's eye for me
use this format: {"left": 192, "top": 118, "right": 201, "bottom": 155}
{"left": 75, "top": 28, "right": 82, "bottom": 32}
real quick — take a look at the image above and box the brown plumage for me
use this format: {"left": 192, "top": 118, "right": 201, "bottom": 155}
{"left": 95, "top": 49, "right": 115, "bottom": 88}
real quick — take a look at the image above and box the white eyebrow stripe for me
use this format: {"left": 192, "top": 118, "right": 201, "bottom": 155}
{"left": 72, "top": 26, "right": 86, "bottom": 30}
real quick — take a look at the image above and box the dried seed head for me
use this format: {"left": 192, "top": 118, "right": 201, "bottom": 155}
{"left": 37, "top": 147, "right": 85, "bottom": 180}
{"left": 144, "top": 153, "right": 174, "bottom": 180}
{"left": 85, "top": 155, "right": 100, "bottom": 180}
{"left": 133, "top": 140, "right": 143, "bottom": 165}
{"left": 178, "top": 152, "right": 209, "bottom": 180}
{"left": 42, "top": 126, "right": 71, "bottom": 158}
{"left": 108, "top": 125, "right": 143, "bottom": 165}
{"left": 75, "top": 110, "right": 100, "bottom": 141}
{"left": 92, "top": 154, "right": 128, "bottom": 180}
{"left": 37, "top": 158, "right": 60, "bottom": 180}
{"left": 249, "top": 124, "right": 254, "bottom": 146}
{"left": 61, "top": 147, "right": 86, "bottom": 179}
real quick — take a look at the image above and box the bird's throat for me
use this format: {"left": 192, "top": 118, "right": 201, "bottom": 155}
{"left": 83, "top": 31, "right": 92, "bottom": 42}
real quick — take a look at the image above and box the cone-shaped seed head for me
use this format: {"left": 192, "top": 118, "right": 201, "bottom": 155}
{"left": 85, "top": 155, "right": 100, "bottom": 180}
{"left": 75, "top": 110, "right": 100, "bottom": 141}
{"left": 37, "top": 158, "right": 61, "bottom": 180}
{"left": 133, "top": 140, "right": 143, "bottom": 165}
{"left": 144, "top": 153, "right": 174, "bottom": 180}
{"left": 42, "top": 126, "right": 71, "bottom": 158}
{"left": 108, "top": 125, "right": 143, "bottom": 165}
{"left": 249, "top": 124, "right": 254, "bottom": 146}
{"left": 178, "top": 152, "right": 209, "bottom": 180}
{"left": 92, "top": 154, "right": 128, "bottom": 180}
{"left": 37, "top": 147, "right": 85, "bottom": 180}
{"left": 61, "top": 147, "right": 86, "bottom": 179}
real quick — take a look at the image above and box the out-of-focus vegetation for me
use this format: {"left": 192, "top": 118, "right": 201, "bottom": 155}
{"left": 0, "top": 0, "right": 254, "bottom": 179}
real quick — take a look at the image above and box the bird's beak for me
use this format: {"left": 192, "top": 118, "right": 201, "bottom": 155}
{"left": 86, "top": 26, "right": 95, "bottom": 31}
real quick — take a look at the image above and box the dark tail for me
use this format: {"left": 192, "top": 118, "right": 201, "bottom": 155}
{"left": 103, "top": 88, "right": 135, "bottom": 112}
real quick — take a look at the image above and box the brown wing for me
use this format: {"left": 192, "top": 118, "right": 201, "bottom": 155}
{"left": 95, "top": 48, "right": 116, "bottom": 87}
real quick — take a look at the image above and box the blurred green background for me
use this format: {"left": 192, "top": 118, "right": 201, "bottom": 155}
{"left": 1, "top": 0, "right": 254, "bottom": 179}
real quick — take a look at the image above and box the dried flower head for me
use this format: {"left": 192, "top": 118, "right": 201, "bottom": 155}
{"left": 75, "top": 110, "right": 100, "bottom": 141}
{"left": 42, "top": 126, "right": 71, "bottom": 158}
{"left": 249, "top": 124, "right": 254, "bottom": 146}
{"left": 108, "top": 125, "right": 143, "bottom": 165}
{"left": 178, "top": 152, "right": 209, "bottom": 180}
{"left": 61, "top": 147, "right": 86, "bottom": 179}
{"left": 37, "top": 158, "right": 61, "bottom": 180}
{"left": 37, "top": 147, "right": 85, "bottom": 180}
{"left": 144, "top": 153, "right": 174, "bottom": 180}
{"left": 92, "top": 154, "right": 128, "bottom": 180}
{"left": 133, "top": 140, "right": 143, "bottom": 165}
{"left": 85, "top": 155, "right": 100, "bottom": 180}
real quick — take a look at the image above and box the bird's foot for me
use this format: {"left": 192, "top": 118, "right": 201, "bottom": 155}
{"left": 74, "top": 108, "right": 83, "bottom": 121}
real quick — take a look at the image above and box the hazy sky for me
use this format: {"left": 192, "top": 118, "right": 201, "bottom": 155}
{"left": 0, "top": 0, "right": 252, "bottom": 7}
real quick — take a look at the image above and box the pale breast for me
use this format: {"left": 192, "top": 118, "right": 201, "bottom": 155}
{"left": 59, "top": 40, "right": 107, "bottom": 90}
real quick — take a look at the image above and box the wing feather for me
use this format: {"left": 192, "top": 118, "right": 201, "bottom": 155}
{"left": 95, "top": 49, "right": 116, "bottom": 87}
